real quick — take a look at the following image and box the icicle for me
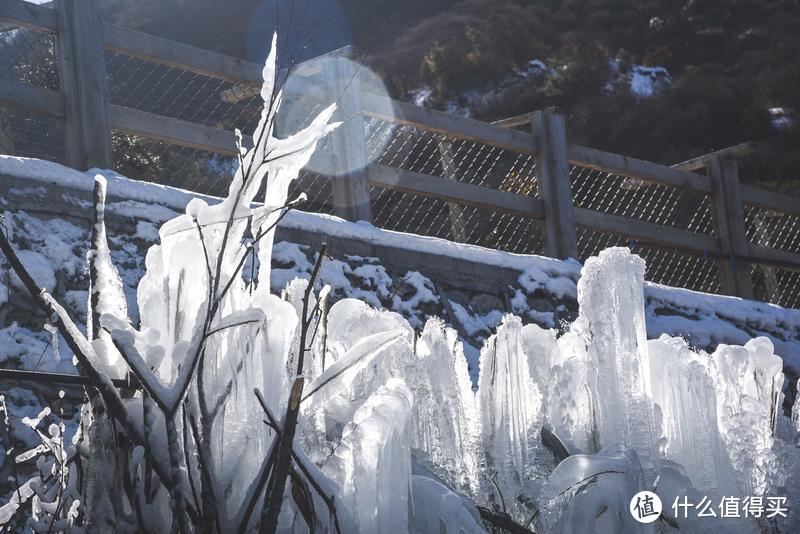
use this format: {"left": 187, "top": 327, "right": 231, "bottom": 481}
{"left": 574, "top": 247, "right": 660, "bottom": 480}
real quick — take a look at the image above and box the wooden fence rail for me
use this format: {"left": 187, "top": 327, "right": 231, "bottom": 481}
{"left": 1, "top": 0, "right": 799, "bottom": 306}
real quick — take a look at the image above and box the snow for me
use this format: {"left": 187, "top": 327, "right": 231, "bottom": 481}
{"left": 606, "top": 59, "right": 672, "bottom": 98}
{"left": 3, "top": 35, "right": 800, "bottom": 534}
{"left": 10, "top": 249, "right": 55, "bottom": 294}
{"left": 769, "top": 107, "right": 794, "bottom": 130}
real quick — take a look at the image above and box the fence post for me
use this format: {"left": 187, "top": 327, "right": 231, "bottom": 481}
{"left": 437, "top": 140, "right": 467, "bottom": 242}
{"left": 56, "top": 0, "right": 113, "bottom": 171}
{"left": 328, "top": 59, "right": 372, "bottom": 222}
{"left": 531, "top": 108, "right": 577, "bottom": 260}
{"left": 707, "top": 155, "right": 754, "bottom": 298}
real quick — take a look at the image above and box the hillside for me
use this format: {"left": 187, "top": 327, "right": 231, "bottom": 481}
{"left": 98, "top": 0, "right": 799, "bottom": 189}
{"left": 355, "top": 0, "right": 800, "bottom": 190}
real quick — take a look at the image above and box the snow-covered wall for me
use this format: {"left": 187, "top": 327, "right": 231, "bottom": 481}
{"left": 1, "top": 155, "right": 799, "bottom": 392}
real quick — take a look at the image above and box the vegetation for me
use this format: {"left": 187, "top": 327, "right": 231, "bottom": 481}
{"left": 351, "top": 0, "right": 800, "bottom": 190}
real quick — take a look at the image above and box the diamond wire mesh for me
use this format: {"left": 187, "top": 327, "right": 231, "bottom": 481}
{"left": 744, "top": 203, "right": 800, "bottom": 308}
{"left": 570, "top": 165, "right": 716, "bottom": 235}
{"left": 105, "top": 52, "right": 333, "bottom": 211}
{"left": 0, "top": 107, "right": 66, "bottom": 164}
{"left": 570, "top": 164, "right": 721, "bottom": 294}
{"left": 575, "top": 225, "right": 722, "bottom": 293}
{"left": 0, "top": 25, "right": 64, "bottom": 163}
{"left": 0, "top": 25, "right": 60, "bottom": 90}
{"left": 363, "top": 116, "right": 544, "bottom": 254}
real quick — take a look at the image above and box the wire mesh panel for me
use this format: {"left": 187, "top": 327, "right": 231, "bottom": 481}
{"left": 751, "top": 264, "right": 800, "bottom": 309}
{"left": 106, "top": 51, "right": 262, "bottom": 132}
{"left": 370, "top": 185, "right": 544, "bottom": 254}
{"left": 744, "top": 203, "right": 800, "bottom": 308}
{"left": 0, "top": 26, "right": 60, "bottom": 90}
{"left": 0, "top": 107, "right": 66, "bottom": 164}
{"left": 292, "top": 170, "right": 334, "bottom": 215}
{"left": 111, "top": 133, "right": 334, "bottom": 212}
{"left": 744, "top": 204, "right": 800, "bottom": 255}
{"left": 112, "top": 134, "right": 236, "bottom": 196}
{"left": 576, "top": 225, "right": 722, "bottom": 294}
{"left": 364, "top": 117, "right": 539, "bottom": 195}
{"left": 363, "top": 115, "right": 543, "bottom": 253}
{"left": 570, "top": 165, "right": 716, "bottom": 235}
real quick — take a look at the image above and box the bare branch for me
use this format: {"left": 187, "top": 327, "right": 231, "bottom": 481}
{"left": 0, "top": 230, "right": 173, "bottom": 487}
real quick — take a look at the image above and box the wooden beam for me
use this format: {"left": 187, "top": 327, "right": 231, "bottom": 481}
{"left": 574, "top": 208, "right": 722, "bottom": 254}
{"left": 532, "top": 109, "right": 578, "bottom": 259}
{"left": 57, "top": 0, "right": 113, "bottom": 170}
{"left": 740, "top": 185, "right": 800, "bottom": 217}
{"left": 361, "top": 92, "right": 539, "bottom": 155}
{"left": 707, "top": 155, "right": 754, "bottom": 298}
{"left": 366, "top": 164, "right": 545, "bottom": 220}
{"left": 0, "top": 79, "right": 65, "bottom": 118}
{"left": 568, "top": 143, "right": 712, "bottom": 193}
{"left": 672, "top": 142, "right": 754, "bottom": 172}
{"left": 749, "top": 245, "right": 800, "bottom": 272}
{"left": 102, "top": 23, "right": 263, "bottom": 86}
{"left": 108, "top": 104, "right": 245, "bottom": 156}
{"left": 0, "top": 0, "right": 57, "bottom": 32}
{"left": 491, "top": 111, "right": 536, "bottom": 129}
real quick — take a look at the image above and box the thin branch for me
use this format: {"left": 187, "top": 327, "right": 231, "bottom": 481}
{"left": 476, "top": 506, "right": 536, "bottom": 534}
{"left": 0, "top": 230, "right": 173, "bottom": 487}
{"left": 254, "top": 390, "right": 344, "bottom": 534}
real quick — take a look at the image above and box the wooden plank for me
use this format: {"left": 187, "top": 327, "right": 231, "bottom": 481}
{"left": 57, "top": 0, "right": 113, "bottom": 170}
{"left": 672, "top": 142, "right": 754, "bottom": 172}
{"left": 360, "top": 92, "right": 539, "bottom": 154}
{"left": 707, "top": 155, "right": 754, "bottom": 298}
{"left": 366, "top": 164, "right": 545, "bottom": 220}
{"left": 0, "top": 0, "right": 57, "bottom": 32}
{"left": 0, "top": 79, "right": 65, "bottom": 118}
{"left": 749, "top": 245, "right": 800, "bottom": 272}
{"left": 102, "top": 23, "right": 263, "bottom": 86}
{"left": 568, "top": 143, "right": 713, "bottom": 193}
{"left": 532, "top": 109, "right": 578, "bottom": 259}
{"left": 740, "top": 184, "right": 800, "bottom": 217}
{"left": 108, "top": 104, "right": 241, "bottom": 155}
{"left": 492, "top": 111, "right": 536, "bottom": 129}
{"left": 574, "top": 207, "right": 722, "bottom": 253}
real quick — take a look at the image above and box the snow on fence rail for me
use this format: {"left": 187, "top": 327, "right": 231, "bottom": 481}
{"left": 1, "top": 0, "right": 799, "bottom": 308}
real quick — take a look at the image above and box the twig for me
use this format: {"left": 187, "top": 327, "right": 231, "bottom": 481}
{"left": 476, "top": 506, "right": 536, "bottom": 534}
{"left": 254, "top": 389, "right": 344, "bottom": 534}
{"left": 0, "top": 230, "right": 173, "bottom": 488}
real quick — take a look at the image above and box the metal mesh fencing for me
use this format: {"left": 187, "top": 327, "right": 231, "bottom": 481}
{"left": 576, "top": 224, "right": 722, "bottom": 294}
{"left": 363, "top": 116, "right": 544, "bottom": 254}
{"left": 0, "top": 107, "right": 66, "bottom": 164}
{"left": 750, "top": 264, "right": 800, "bottom": 309}
{"left": 105, "top": 51, "right": 334, "bottom": 208}
{"left": 743, "top": 202, "right": 800, "bottom": 307}
{"left": 0, "top": 26, "right": 60, "bottom": 90}
{"left": 370, "top": 186, "right": 544, "bottom": 253}
{"left": 112, "top": 133, "right": 236, "bottom": 196}
{"left": 570, "top": 164, "right": 722, "bottom": 294}
{"left": 570, "top": 165, "right": 716, "bottom": 235}
{"left": 743, "top": 204, "right": 800, "bottom": 254}
{"left": 106, "top": 51, "right": 261, "bottom": 132}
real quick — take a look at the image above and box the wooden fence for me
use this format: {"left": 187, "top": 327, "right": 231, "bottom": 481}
{"left": 1, "top": 0, "right": 799, "bottom": 308}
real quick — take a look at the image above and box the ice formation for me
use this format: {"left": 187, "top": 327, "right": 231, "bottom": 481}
{"left": 2, "top": 34, "right": 799, "bottom": 534}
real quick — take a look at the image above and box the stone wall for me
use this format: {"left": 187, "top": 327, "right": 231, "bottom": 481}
{"left": 1, "top": 159, "right": 799, "bottom": 390}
